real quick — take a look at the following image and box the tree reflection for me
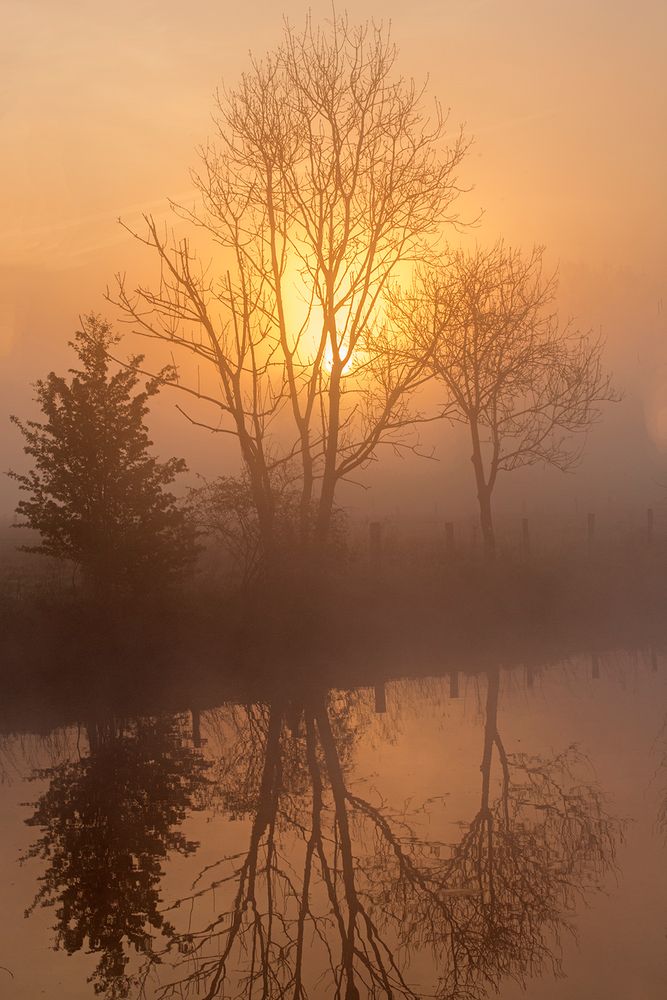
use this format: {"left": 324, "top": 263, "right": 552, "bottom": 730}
{"left": 418, "top": 666, "right": 621, "bottom": 997}
{"left": 18, "top": 674, "right": 622, "bottom": 1000}
{"left": 22, "top": 716, "right": 208, "bottom": 999}
{"left": 146, "top": 674, "right": 621, "bottom": 1000}
{"left": 156, "top": 690, "right": 407, "bottom": 999}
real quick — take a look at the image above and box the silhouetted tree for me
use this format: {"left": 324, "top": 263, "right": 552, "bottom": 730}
{"left": 134, "top": 678, "right": 620, "bottom": 1000}
{"left": 111, "top": 13, "right": 468, "bottom": 567}
{"left": 148, "top": 691, "right": 419, "bottom": 1000}
{"left": 22, "top": 716, "right": 208, "bottom": 999}
{"left": 189, "top": 474, "right": 348, "bottom": 586}
{"left": 188, "top": 475, "right": 263, "bottom": 585}
{"left": 395, "top": 243, "right": 618, "bottom": 558}
{"left": 10, "top": 315, "right": 196, "bottom": 596}
{"left": 422, "top": 666, "right": 622, "bottom": 997}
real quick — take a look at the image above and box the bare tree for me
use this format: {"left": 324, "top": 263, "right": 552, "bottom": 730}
{"left": 187, "top": 475, "right": 266, "bottom": 586}
{"left": 426, "top": 666, "right": 622, "bottom": 998}
{"left": 395, "top": 243, "right": 618, "bottom": 558}
{"left": 18, "top": 676, "right": 620, "bottom": 999}
{"left": 110, "top": 13, "right": 467, "bottom": 567}
{"left": 146, "top": 691, "right": 424, "bottom": 1000}
{"left": 129, "top": 676, "right": 620, "bottom": 1000}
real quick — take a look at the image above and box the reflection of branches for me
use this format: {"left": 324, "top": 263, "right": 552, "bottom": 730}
{"left": 147, "top": 676, "right": 622, "bottom": 1000}
{"left": 22, "top": 717, "right": 208, "bottom": 999}
{"left": 401, "top": 667, "right": 622, "bottom": 999}
{"left": 20, "top": 676, "right": 621, "bottom": 1000}
{"left": 0, "top": 727, "right": 77, "bottom": 784}
{"left": 147, "top": 692, "right": 428, "bottom": 1000}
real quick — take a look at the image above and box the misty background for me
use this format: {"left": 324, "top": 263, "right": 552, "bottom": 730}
{"left": 2, "top": 0, "right": 666, "bottom": 540}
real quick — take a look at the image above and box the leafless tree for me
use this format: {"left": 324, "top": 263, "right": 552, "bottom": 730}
{"left": 110, "top": 13, "right": 468, "bottom": 567}
{"left": 131, "top": 675, "right": 620, "bottom": 1000}
{"left": 187, "top": 473, "right": 346, "bottom": 586}
{"left": 395, "top": 243, "right": 619, "bottom": 558}
{"left": 15, "top": 673, "right": 620, "bottom": 999}
{"left": 143, "top": 691, "right": 424, "bottom": 1000}
{"left": 425, "top": 666, "right": 622, "bottom": 997}
{"left": 187, "top": 475, "right": 266, "bottom": 585}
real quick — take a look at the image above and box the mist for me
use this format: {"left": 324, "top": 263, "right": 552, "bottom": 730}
{"left": 1, "top": 6, "right": 666, "bottom": 1000}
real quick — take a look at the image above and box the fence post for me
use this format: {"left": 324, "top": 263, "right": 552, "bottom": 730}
{"left": 449, "top": 671, "right": 459, "bottom": 699}
{"left": 191, "top": 708, "right": 202, "bottom": 748}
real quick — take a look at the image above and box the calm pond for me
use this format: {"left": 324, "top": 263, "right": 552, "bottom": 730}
{"left": 1, "top": 650, "right": 666, "bottom": 999}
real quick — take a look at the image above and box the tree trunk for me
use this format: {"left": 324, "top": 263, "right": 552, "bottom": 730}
{"left": 470, "top": 422, "right": 496, "bottom": 561}
{"left": 314, "top": 361, "right": 341, "bottom": 557}
{"left": 478, "top": 486, "right": 496, "bottom": 561}
{"left": 243, "top": 458, "right": 276, "bottom": 571}
{"left": 480, "top": 666, "right": 500, "bottom": 813}
{"left": 315, "top": 696, "right": 361, "bottom": 1000}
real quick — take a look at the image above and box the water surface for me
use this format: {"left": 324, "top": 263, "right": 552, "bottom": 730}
{"left": 1, "top": 650, "right": 665, "bottom": 999}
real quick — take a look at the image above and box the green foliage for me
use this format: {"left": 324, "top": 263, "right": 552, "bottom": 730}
{"left": 9, "top": 314, "right": 195, "bottom": 595}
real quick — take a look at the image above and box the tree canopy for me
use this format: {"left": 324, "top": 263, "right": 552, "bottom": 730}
{"left": 112, "top": 14, "right": 468, "bottom": 566}
{"left": 10, "top": 315, "right": 195, "bottom": 595}
{"left": 395, "top": 243, "right": 618, "bottom": 557}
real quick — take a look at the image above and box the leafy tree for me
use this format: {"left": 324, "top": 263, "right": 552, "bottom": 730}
{"left": 10, "top": 314, "right": 195, "bottom": 596}
{"left": 22, "top": 717, "right": 209, "bottom": 999}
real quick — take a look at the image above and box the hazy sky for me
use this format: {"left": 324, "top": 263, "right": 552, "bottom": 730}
{"left": 2, "top": 0, "right": 666, "bottom": 524}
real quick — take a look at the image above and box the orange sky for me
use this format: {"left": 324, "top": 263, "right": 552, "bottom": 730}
{"left": 1, "top": 0, "right": 666, "bottom": 519}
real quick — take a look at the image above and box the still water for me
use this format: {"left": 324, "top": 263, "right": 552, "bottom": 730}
{"left": 0, "top": 651, "right": 666, "bottom": 999}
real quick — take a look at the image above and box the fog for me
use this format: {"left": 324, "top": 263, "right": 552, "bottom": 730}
{"left": 2, "top": 0, "right": 666, "bottom": 530}
{"left": 2, "top": 12, "right": 667, "bottom": 996}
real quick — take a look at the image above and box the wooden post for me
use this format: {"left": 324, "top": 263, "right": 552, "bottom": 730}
{"left": 369, "top": 521, "right": 382, "bottom": 567}
{"left": 521, "top": 518, "right": 531, "bottom": 559}
{"left": 286, "top": 702, "right": 302, "bottom": 736}
{"left": 191, "top": 707, "right": 202, "bottom": 748}
{"left": 449, "top": 671, "right": 459, "bottom": 699}
{"left": 587, "top": 513, "right": 595, "bottom": 556}
{"left": 592, "top": 653, "right": 600, "bottom": 680}
{"left": 374, "top": 682, "right": 387, "bottom": 714}
{"left": 647, "top": 508, "right": 654, "bottom": 544}
{"left": 445, "top": 521, "right": 455, "bottom": 558}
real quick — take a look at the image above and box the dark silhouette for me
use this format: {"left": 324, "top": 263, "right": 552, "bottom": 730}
{"left": 394, "top": 243, "right": 618, "bottom": 559}
{"left": 9, "top": 315, "right": 196, "bottom": 598}
{"left": 131, "top": 678, "right": 621, "bottom": 1000}
{"left": 423, "top": 666, "right": 622, "bottom": 997}
{"left": 22, "top": 716, "right": 208, "bottom": 998}
{"left": 110, "top": 14, "right": 468, "bottom": 567}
